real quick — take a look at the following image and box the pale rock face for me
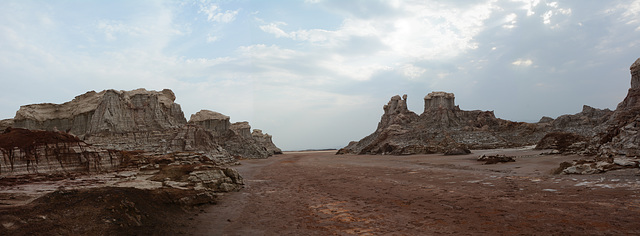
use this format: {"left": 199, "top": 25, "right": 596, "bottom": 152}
{"left": 14, "top": 89, "right": 186, "bottom": 136}
{"left": 10, "top": 88, "right": 281, "bottom": 161}
{"left": 230, "top": 122, "right": 251, "bottom": 139}
{"left": 252, "top": 129, "right": 283, "bottom": 155}
{"left": 188, "top": 110, "right": 230, "bottom": 136}
{"left": 0, "top": 119, "right": 13, "bottom": 131}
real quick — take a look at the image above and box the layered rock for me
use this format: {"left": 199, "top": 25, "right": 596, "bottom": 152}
{"left": 6, "top": 89, "right": 280, "bottom": 164}
{"left": 339, "top": 58, "right": 640, "bottom": 157}
{"left": 184, "top": 111, "right": 279, "bottom": 158}
{"left": 594, "top": 57, "right": 640, "bottom": 157}
{"left": 338, "top": 92, "right": 546, "bottom": 155}
{"left": 424, "top": 91, "right": 457, "bottom": 112}
{"left": 188, "top": 110, "right": 230, "bottom": 136}
{"left": 541, "top": 105, "right": 613, "bottom": 137}
{"left": 14, "top": 89, "right": 186, "bottom": 136}
{"left": 0, "top": 128, "right": 120, "bottom": 175}
{"left": 252, "top": 129, "right": 283, "bottom": 155}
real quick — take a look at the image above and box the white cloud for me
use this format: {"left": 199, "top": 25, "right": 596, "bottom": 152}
{"left": 259, "top": 22, "right": 291, "bottom": 38}
{"left": 619, "top": 0, "right": 640, "bottom": 27}
{"left": 401, "top": 64, "right": 426, "bottom": 79}
{"left": 260, "top": 0, "right": 498, "bottom": 64}
{"left": 512, "top": 59, "right": 533, "bottom": 66}
{"left": 511, "top": 0, "right": 541, "bottom": 16}
{"left": 198, "top": 2, "right": 238, "bottom": 23}
{"left": 206, "top": 34, "right": 219, "bottom": 43}
{"left": 503, "top": 13, "right": 518, "bottom": 29}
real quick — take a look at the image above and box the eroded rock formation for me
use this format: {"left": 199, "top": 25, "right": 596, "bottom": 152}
{"left": 594, "top": 57, "right": 640, "bottom": 157}
{"left": 14, "top": 89, "right": 186, "bottom": 136}
{"left": 0, "top": 128, "right": 120, "bottom": 175}
{"left": 338, "top": 92, "right": 546, "bottom": 155}
{"left": 2, "top": 89, "right": 280, "bottom": 175}
{"left": 339, "top": 57, "right": 640, "bottom": 160}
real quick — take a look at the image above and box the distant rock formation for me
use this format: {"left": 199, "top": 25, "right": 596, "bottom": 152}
{"left": 338, "top": 92, "right": 546, "bottom": 155}
{"left": 4, "top": 89, "right": 280, "bottom": 172}
{"left": 338, "top": 57, "right": 640, "bottom": 157}
{"left": 424, "top": 91, "right": 457, "bottom": 112}
{"left": 186, "top": 111, "right": 282, "bottom": 157}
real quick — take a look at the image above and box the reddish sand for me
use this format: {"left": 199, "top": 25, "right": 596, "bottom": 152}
{"left": 181, "top": 149, "right": 640, "bottom": 235}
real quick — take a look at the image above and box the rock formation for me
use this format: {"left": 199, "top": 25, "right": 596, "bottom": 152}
{"left": 338, "top": 58, "right": 640, "bottom": 157}
{"left": 189, "top": 110, "right": 230, "bottom": 136}
{"left": 424, "top": 91, "right": 457, "bottom": 112}
{"left": 252, "top": 129, "right": 283, "bottom": 155}
{"left": 14, "top": 89, "right": 186, "bottom": 136}
{"left": 0, "top": 127, "right": 120, "bottom": 175}
{"left": 2, "top": 89, "right": 280, "bottom": 175}
{"left": 338, "top": 92, "right": 546, "bottom": 155}
{"left": 593, "top": 57, "right": 640, "bottom": 157}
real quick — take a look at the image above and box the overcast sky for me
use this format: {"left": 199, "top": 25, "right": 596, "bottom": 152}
{"left": 1, "top": 0, "right": 639, "bottom": 151}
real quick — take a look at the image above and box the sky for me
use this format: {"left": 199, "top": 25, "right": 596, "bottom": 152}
{"left": 1, "top": 0, "right": 639, "bottom": 151}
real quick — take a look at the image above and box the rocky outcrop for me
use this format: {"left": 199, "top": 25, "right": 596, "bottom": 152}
{"left": 0, "top": 128, "right": 120, "bottom": 175}
{"left": 594, "top": 57, "right": 640, "bottom": 157}
{"left": 230, "top": 122, "right": 252, "bottom": 139}
{"left": 188, "top": 110, "right": 230, "bottom": 136}
{"left": 252, "top": 129, "right": 283, "bottom": 155}
{"left": 339, "top": 58, "right": 640, "bottom": 157}
{"left": 535, "top": 132, "right": 589, "bottom": 154}
{"left": 186, "top": 111, "right": 279, "bottom": 159}
{"left": 424, "top": 91, "right": 457, "bottom": 112}
{"left": 338, "top": 92, "right": 546, "bottom": 155}
{"left": 0, "top": 119, "right": 13, "bottom": 131}
{"left": 14, "top": 89, "right": 186, "bottom": 136}
{"left": 541, "top": 105, "right": 613, "bottom": 137}
{"left": 6, "top": 89, "right": 281, "bottom": 164}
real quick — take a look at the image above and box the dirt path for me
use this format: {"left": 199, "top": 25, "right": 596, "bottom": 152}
{"left": 181, "top": 150, "right": 640, "bottom": 235}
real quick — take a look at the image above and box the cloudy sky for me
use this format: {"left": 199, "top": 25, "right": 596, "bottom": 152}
{"left": 1, "top": 0, "right": 639, "bottom": 151}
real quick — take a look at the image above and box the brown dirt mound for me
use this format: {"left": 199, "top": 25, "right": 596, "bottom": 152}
{"left": 0, "top": 187, "right": 211, "bottom": 235}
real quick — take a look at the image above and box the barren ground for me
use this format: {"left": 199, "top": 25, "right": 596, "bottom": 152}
{"left": 2, "top": 148, "right": 640, "bottom": 235}
{"left": 181, "top": 149, "right": 640, "bottom": 235}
